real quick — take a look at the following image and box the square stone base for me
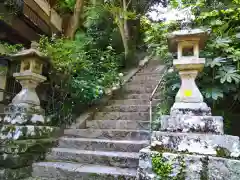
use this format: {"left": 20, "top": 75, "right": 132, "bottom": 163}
{"left": 151, "top": 131, "right": 240, "bottom": 158}
{"left": 171, "top": 102, "right": 211, "bottom": 116}
{"left": 160, "top": 115, "right": 223, "bottom": 134}
{"left": 137, "top": 147, "right": 240, "bottom": 180}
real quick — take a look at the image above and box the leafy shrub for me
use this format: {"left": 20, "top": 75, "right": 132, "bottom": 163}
{"left": 54, "top": 0, "right": 76, "bottom": 14}
{"left": 0, "top": 42, "right": 23, "bottom": 55}
{"left": 39, "top": 31, "right": 122, "bottom": 126}
{"left": 142, "top": 16, "right": 176, "bottom": 64}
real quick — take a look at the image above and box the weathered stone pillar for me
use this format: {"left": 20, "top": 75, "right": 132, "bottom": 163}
{"left": 136, "top": 29, "right": 240, "bottom": 180}
{"left": 0, "top": 42, "right": 59, "bottom": 180}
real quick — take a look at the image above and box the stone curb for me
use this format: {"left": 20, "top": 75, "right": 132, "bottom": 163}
{"left": 68, "top": 55, "right": 153, "bottom": 129}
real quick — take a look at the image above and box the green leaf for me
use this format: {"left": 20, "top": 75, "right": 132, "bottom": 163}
{"left": 206, "top": 58, "right": 222, "bottom": 68}
{"left": 210, "top": 20, "right": 223, "bottom": 26}
{"left": 216, "top": 66, "right": 240, "bottom": 84}
{"left": 203, "top": 87, "right": 224, "bottom": 100}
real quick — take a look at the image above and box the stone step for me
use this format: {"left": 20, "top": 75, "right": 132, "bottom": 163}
{"left": 132, "top": 73, "right": 160, "bottom": 81}
{"left": 138, "top": 65, "right": 165, "bottom": 74}
{"left": 107, "top": 99, "right": 160, "bottom": 106}
{"left": 87, "top": 120, "right": 149, "bottom": 130}
{"left": 151, "top": 131, "right": 240, "bottom": 158}
{"left": 126, "top": 79, "right": 159, "bottom": 85}
{"left": 64, "top": 129, "right": 150, "bottom": 140}
{"left": 93, "top": 112, "right": 149, "bottom": 121}
{"left": 114, "top": 93, "right": 161, "bottom": 100}
{"left": 124, "top": 83, "right": 156, "bottom": 89}
{"left": 102, "top": 105, "right": 159, "bottom": 112}
{"left": 135, "top": 72, "right": 163, "bottom": 76}
{"left": 129, "top": 79, "right": 159, "bottom": 85}
{"left": 58, "top": 137, "right": 149, "bottom": 152}
{"left": 124, "top": 85, "right": 155, "bottom": 94}
{"left": 103, "top": 105, "right": 152, "bottom": 112}
{"left": 47, "top": 148, "right": 139, "bottom": 168}
{"left": 32, "top": 162, "right": 136, "bottom": 180}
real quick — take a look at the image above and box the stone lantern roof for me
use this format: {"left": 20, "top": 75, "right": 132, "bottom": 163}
{"left": 168, "top": 28, "right": 210, "bottom": 53}
{"left": 11, "top": 42, "right": 49, "bottom": 64}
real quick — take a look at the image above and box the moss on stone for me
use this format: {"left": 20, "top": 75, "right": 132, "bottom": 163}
{"left": 200, "top": 156, "right": 209, "bottom": 180}
{"left": 152, "top": 153, "right": 173, "bottom": 179}
{"left": 0, "top": 166, "right": 31, "bottom": 180}
{"left": 176, "top": 155, "right": 186, "bottom": 180}
{"left": 151, "top": 152, "right": 186, "bottom": 180}
{"left": 0, "top": 153, "right": 41, "bottom": 169}
{"left": 216, "top": 147, "right": 230, "bottom": 157}
{"left": 3, "top": 138, "right": 57, "bottom": 154}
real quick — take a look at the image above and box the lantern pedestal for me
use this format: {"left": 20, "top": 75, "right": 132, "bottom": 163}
{"left": 136, "top": 29, "right": 240, "bottom": 180}
{"left": 0, "top": 43, "right": 59, "bottom": 180}
{"left": 174, "top": 58, "right": 205, "bottom": 102}
{"left": 3, "top": 71, "right": 47, "bottom": 125}
{"left": 171, "top": 57, "right": 211, "bottom": 116}
{"left": 12, "top": 72, "right": 46, "bottom": 108}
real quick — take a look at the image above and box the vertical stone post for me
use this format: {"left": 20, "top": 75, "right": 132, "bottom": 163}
{"left": 0, "top": 42, "right": 59, "bottom": 180}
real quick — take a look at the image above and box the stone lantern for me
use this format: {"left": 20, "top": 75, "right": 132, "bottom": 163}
{"left": 0, "top": 42, "right": 58, "bottom": 180}
{"left": 10, "top": 42, "right": 48, "bottom": 110}
{"left": 168, "top": 29, "right": 211, "bottom": 115}
{"left": 137, "top": 25, "right": 240, "bottom": 180}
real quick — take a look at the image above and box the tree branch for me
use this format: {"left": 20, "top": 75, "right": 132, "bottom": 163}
{"left": 126, "top": 0, "right": 132, "bottom": 9}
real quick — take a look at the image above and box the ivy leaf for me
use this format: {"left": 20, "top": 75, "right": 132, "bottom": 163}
{"left": 216, "top": 66, "right": 240, "bottom": 84}
{"left": 229, "top": 50, "right": 240, "bottom": 61}
{"left": 203, "top": 87, "right": 224, "bottom": 100}
{"left": 215, "top": 37, "right": 231, "bottom": 48}
{"left": 225, "top": 47, "right": 235, "bottom": 53}
{"left": 236, "top": 33, "right": 240, "bottom": 39}
{"left": 206, "top": 57, "right": 224, "bottom": 68}
{"left": 210, "top": 20, "right": 223, "bottom": 26}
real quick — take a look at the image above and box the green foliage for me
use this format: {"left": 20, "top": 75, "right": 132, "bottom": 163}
{"left": 39, "top": 34, "right": 122, "bottom": 125}
{"left": 194, "top": 1, "right": 240, "bottom": 108}
{"left": 84, "top": 5, "right": 118, "bottom": 51}
{"left": 142, "top": 17, "right": 175, "bottom": 64}
{"left": 0, "top": 42, "right": 22, "bottom": 55}
{"left": 38, "top": 4, "right": 125, "bottom": 125}
{"left": 152, "top": 153, "right": 173, "bottom": 179}
{"left": 152, "top": 101, "right": 170, "bottom": 131}
{"left": 55, "top": 0, "right": 76, "bottom": 13}
{"left": 152, "top": 153, "right": 186, "bottom": 180}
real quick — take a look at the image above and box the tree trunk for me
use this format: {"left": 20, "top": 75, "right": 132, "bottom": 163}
{"left": 65, "top": 0, "right": 84, "bottom": 39}
{"left": 122, "top": 0, "right": 131, "bottom": 63}
{"left": 119, "top": 21, "right": 129, "bottom": 63}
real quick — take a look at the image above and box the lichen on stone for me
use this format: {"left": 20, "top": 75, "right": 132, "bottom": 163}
{"left": 200, "top": 156, "right": 209, "bottom": 180}
{"left": 31, "top": 114, "right": 45, "bottom": 123}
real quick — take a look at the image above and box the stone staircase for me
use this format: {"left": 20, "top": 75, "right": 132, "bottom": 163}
{"left": 31, "top": 60, "right": 165, "bottom": 179}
